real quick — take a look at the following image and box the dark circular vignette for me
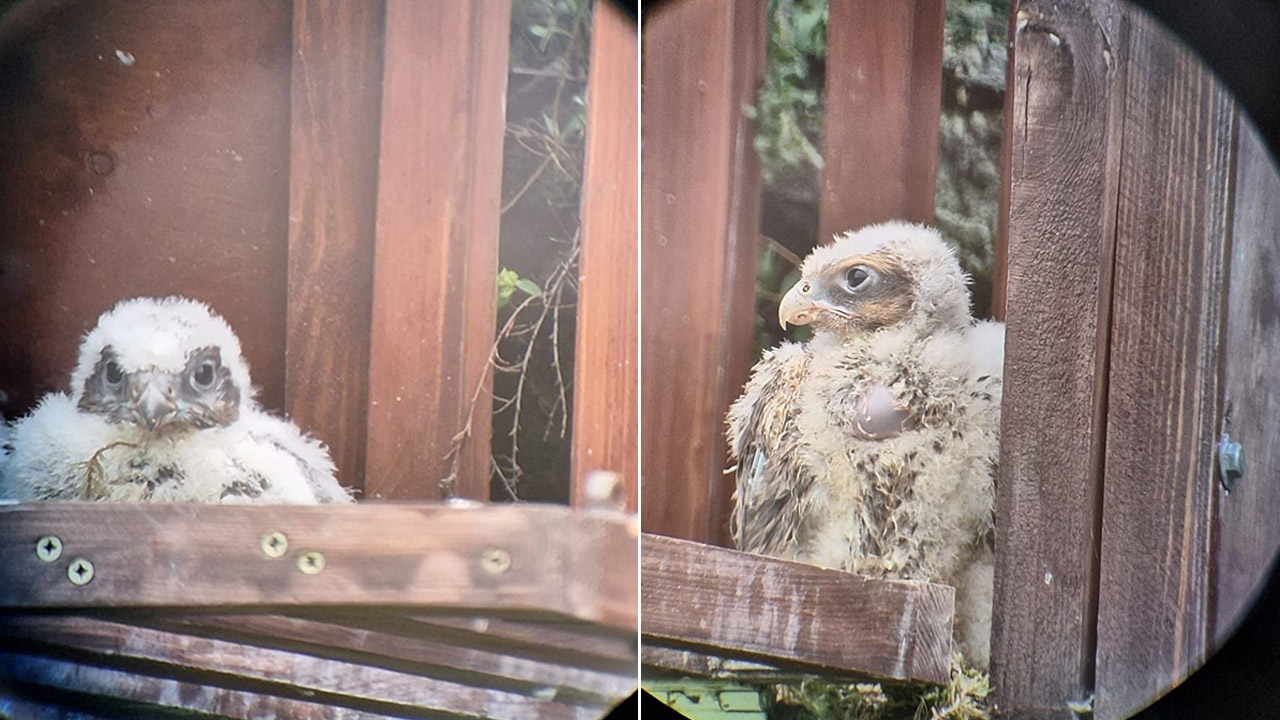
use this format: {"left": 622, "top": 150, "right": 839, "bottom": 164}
{"left": 638, "top": 0, "right": 1280, "bottom": 717}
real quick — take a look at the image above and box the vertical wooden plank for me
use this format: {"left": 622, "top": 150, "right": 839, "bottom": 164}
{"left": 640, "top": 0, "right": 765, "bottom": 544}
{"left": 990, "top": 2, "right": 1125, "bottom": 716}
{"left": 990, "top": 0, "right": 1018, "bottom": 323}
{"left": 1212, "top": 119, "right": 1280, "bottom": 646}
{"left": 571, "top": 2, "right": 639, "bottom": 511}
{"left": 0, "top": 0, "right": 292, "bottom": 418}
{"left": 1093, "top": 12, "right": 1235, "bottom": 720}
{"left": 365, "top": 1, "right": 512, "bottom": 500}
{"left": 818, "top": 0, "right": 946, "bottom": 241}
{"left": 286, "top": 1, "right": 384, "bottom": 495}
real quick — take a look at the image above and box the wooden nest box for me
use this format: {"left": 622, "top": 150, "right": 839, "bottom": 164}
{"left": 0, "top": 0, "right": 638, "bottom": 717}
{"left": 642, "top": 2, "right": 1280, "bottom": 719}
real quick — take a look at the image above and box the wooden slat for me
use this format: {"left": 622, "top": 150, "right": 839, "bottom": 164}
{"left": 160, "top": 613, "right": 633, "bottom": 700}
{"left": 1093, "top": 11, "right": 1236, "bottom": 720}
{"left": 641, "top": 534, "right": 954, "bottom": 685}
{"left": 640, "top": 0, "right": 766, "bottom": 545}
{"left": 0, "top": 503, "right": 636, "bottom": 630}
{"left": 365, "top": 1, "right": 512, "bottom": 500}
{"left": 0, "top": 616, "right": 600, "bottom": 720}
{"left": 990, "top": 2, "right": 1126, "bottom": 716}
{"left": 818, "top": 0, "right": 946, "bottom": 240}
{"left": 571, "top": 0, "right": 639, "bottom": 510}
{"left": 1212, "top": 118, "right": 1280, "bottom": 645}
{"left": 641, "top": 645, "right": 808, "bottom": 683}
{"left": 0, "top": 650, "right": 382, "bottom": 720}
{"left": 285, "top": 0, "right": 385, "bottom": 495}
{"left": 990, "top": 0, "right": 1019, "bottom": 323}
{"left": 0, "top": 0, "right": 293, "bottom": 418}
{"left": 404, "top": 616, "right": 636, "bottom": 671}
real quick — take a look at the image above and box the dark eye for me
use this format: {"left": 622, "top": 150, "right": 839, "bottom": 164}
{"left": 191, "top": 360, "right": 217, "bottom": 390}
{"left": 104, "top": 361, "right": 124, "bottom": 386}
{"left": 846, "top": 267, "right": 870, "bottom": 289}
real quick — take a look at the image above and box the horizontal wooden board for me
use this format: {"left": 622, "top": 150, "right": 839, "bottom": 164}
{"left": 0, "top": 649, "right": 381, "bottom": 720}
{"left": 640, "top": 534, "right": 953, "bottom": 685}
{"left": 0, "top": 615, "right": 605, "bottom": 720}
{"left": 157, "top": 613, "right": 634, "bottom": 701}
{"left": 0, "top": 503, "right": 636, "bottom": 630}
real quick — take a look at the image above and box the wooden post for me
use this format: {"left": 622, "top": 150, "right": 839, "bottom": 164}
{"left": 1093, "top": 11, "right": 1236, "bottom": 719}
{"left": 285, "top": 0, "right": 384, "bottom": 496}
{"left": 571, "top": 2, "right": 639, "bottom": 511}
{"left": 991, "top": 2, "right": 1125, "bottom": 716}
{"left": 818, "top": 0, "right": 946, "bottom": 241}
{"left": 640, "top": 0, "right": 766, "bottom": 545}
{"left": 1212, "top": 119, "right": 1280, "bottom": 647}
{"left": 365, "top": 1, "right": 512, "bottom": 500}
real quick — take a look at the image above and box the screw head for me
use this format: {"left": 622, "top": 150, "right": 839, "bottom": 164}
{"left": 67, "top": 557, "right": 94, "bottom": 586}
{"left": 35, "top": 536, "right": 63, "bottom": 562}
{"left": 1219, "top": 434, "right": 1247, "bottom": 491}
{"left": 260, "top": 531, "right": 289, "bottom": 558}
{"left": 480, "top": 549, "right": 512, "bottom": 575}
{"left": 298, "top": 551, "right": 326, "bottom": 575}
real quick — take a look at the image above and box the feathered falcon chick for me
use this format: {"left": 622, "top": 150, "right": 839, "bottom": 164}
{"left": 728, "top": 221, "right": 1003, "bottom": 668}
{"left": 0, "top": 297, "right": 352, "bottom": 504}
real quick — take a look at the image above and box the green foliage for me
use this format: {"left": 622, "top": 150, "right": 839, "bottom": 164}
{"left": 496, "top": 268, "right": 543, "bottom": 309}
{"left": 483, "top": 0, "right": 592, "bottom": 503}
{"left": 749, "top": 0, "right": 828, "bottom": 185}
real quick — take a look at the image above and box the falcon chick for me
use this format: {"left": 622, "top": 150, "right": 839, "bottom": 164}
{"left": 0, "top": 297, "right": 352, "bottom": 504}
{"left": 728, "top": 221, "right": 1003, "bottom": 668}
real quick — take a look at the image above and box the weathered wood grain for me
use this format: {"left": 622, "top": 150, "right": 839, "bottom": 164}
{"left": 0, "top": 503, "right": 636, "bottom": 630}
{"left": 0, "top": 0, "right": 293, "bottom": 419}
{"left": 641, "top": 534, "right": 954, "bottom": 685}
{"left": 365, "top": 1, "right": 512, "bottom": 501}
{"left": 642, "top": 645, "right": 812, "bottom": 683}
{"left": 640, "top": 0, "right": 766, "bottom": 545}
{"left": 154, "top": 614, "right": 634, "bottom": 702}
{"left": 990, "top": 0, "right": 1018, "bottom": 323}
{"left": 1212, "top": 119, "right": 1280, "bottom": 647}
{"left": 571, "top": 1, "right": 639, "bottom": 511}
{"left": 818, "top": 0, "right": 946, "bottom": 240}
{"left": 403, "top": 615, "right": 637, "bottom": 672}
{"left": 0, "top": 650, "right": 381, "bottom": 720}
{"left": 990, "top": 2, "right": 1126, "bottom": 716}
{"left": 285, "top": 1, "right": 385, "bottom": 495}
{"left": 1093, "top": 11, "right": 1236, "bottom": 720}
{"left": 0, "top": 616, "right": 603, "bottom": 720}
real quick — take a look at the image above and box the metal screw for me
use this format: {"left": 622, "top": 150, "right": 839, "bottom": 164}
{"left": 480, "top": 549, "right": 511, "bottom": 575}
{"left": 298, "top": 551, "right": 326, "bottom": 575}
{"left": 1219, "top": 434, "right": 1246, "bottom": 491}
{"left": 35, "top": 536, "right": 63, "bottom": 562}
{"left": 67, "top": 558, "right": 94, "bottom": 586}
{"left": 260, "top": 531, "right": 288, "bottom": 558}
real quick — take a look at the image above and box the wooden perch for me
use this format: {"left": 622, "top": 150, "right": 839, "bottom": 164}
{"left": 0, "top": 503, "right": 635, "bottom": 630}
{"left": 0, "top": 503, "right": 636, "bottom": 719}
{"left": 641, "top": 533, "right": 954, "bottom": 685}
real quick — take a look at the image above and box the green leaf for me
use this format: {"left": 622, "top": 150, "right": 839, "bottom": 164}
{"left": 496, "top": 267, "right": 519, "bottom": 308}
{"left": 515, "top": 278, "right": 543, "bottom": 297}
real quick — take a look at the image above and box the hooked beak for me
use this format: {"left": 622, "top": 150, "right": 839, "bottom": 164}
{"left": 133, "top": 374, "right": 178, "bottom": 431}
{"left": 778, "top": 280, "right": 837, "bottom": 329}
